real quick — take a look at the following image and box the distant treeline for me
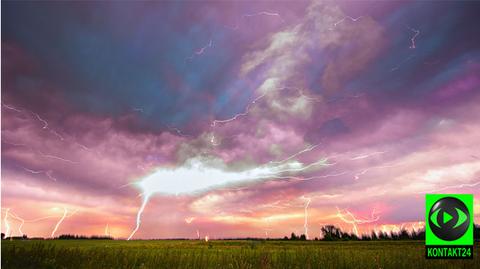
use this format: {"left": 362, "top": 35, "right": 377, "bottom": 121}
{"left": 280, "top": 224, "right": 480, "bottom": 241}
{"left": 56, "top": 234, "right": 114, "bottom": 240}
{"left": 286, "top": 225, "right": 425, "bottom": 241}
{"left": 283, "top": 225, "right": 425, "bottom": 241}
{"left": 2, "top": 224, "right": 479, "bottom": 241}
{"left": 1, "top": 233, "right": 113, "bottom": 240}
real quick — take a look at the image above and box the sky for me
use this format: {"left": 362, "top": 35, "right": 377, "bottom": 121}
{"left": 2, "top": 0, "right": 480, "bottom": 240}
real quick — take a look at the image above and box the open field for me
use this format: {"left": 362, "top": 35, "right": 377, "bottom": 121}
{"left": 1, "top": 240, "right": 478, "bottom": 269}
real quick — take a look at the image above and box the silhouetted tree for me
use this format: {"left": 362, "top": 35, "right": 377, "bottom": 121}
{"left": 399, "top": 229, "right": 410, "bottom": 240}
{"left": 415, "top": 229, "right": 425, "bottom": 240}
{"left": 321, "top": 225, "right": 342, "bottom": 241}
{"left": 290, "top": 233, "right": 298, "bottom": 240}
{"left": 378, "top": 231, "right": 389, "bottom": 240}
{"left": 361, "top": 234, "right": 372, "bottom": 241}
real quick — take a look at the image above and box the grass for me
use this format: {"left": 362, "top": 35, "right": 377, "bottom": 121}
{"left": 1, "top": 240, "right": 478, "bottom": 269}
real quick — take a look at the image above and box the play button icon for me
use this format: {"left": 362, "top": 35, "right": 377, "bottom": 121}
{"left": 443, "top": 211, "right": 453, "bottom": 224}
{"left": 428, "top": 197, "right": 470, "bottom": 241}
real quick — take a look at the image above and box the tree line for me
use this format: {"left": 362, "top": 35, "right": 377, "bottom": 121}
{"left": 282, "top": 224, "right": 480, "bottom": 241}
{"left": 1, "top": 233, "right": 113, "bottom": 240}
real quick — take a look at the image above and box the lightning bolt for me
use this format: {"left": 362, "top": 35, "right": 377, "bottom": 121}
{"left": 226, "top": 11, "right": 284, "bottom": 30}
{"left": 211, "top": 93, "right": 267, "bottom": 127}
{"left": 407, "top": 26, "right": 420, "bottom": 49}
{"left": 332, "top": 15, "right": 363, "bottom": 28}
{"left": 353, "top": 169, "right": 369, "bottom": 181}
{"left": 185, "top": 217, "right": 198, "bottom": 239}
{"left": 209, "top": 91, "right": 267, "bottom": 146}
{"left": 3, "top": 104, "right": 66, "bottom": 141}
{"left": 45, "top": 171, "right": 58, "bottom": 181}
{"left": 49, "top": 130, "right": 65, "bottom": 141}
{"left": 391, "top": 54, "right": 415, "bottom": 72}
{"left": 186, "top": 10, "right": 283, "bottom": 65}
{"left": 301, "top": 196, "right": 311, "bottom": 240}
{"left": 51, "top": 207, "right": 68, "bottom": 238}
{"left": 127, "top": 194, "right": 150, "bottom": 240}
{"left": 184, "top": 217, "right": 195, "bottom": 224}
{"left": 75, "top": 141, "right": 97, "bottom": 153}
{"left": 210, "top": 86, "right": 313, "bottom": 146}
{"left": 37, "top": 150, "right": 79, "bottom": 164}
{"left": 5, "top": 138, "right": 80, "bottom": 166}
{"left": 417, "top": 180, "right": 480, "bottom": 194}
{"left": 50, "top": 207, "right": 77, "bottom": 238}
{"left": 243, "top": 11, "right": 281, "bottom": 18}
{"left": 353, "top": 162, "right": 403, "bottom": 181}
{"left": 195, "top": 39, "right": 213, "bottom": 55}
{"left": 3, "top": 208, "right": 11, "bottom": 239}
{"left": 6, "top": 211, "right": 25, "bottom": 236}
{"left": 270, "top": 144, "right": 319, "bottom": 164}
{"left": 185, "top": 39, "right": 213, "bottom": 62}
{"left": 350, "top": 151, "right": 386, "bottom": 160}
{"left": 2, "top": 103, "right": 23, "bottom": 112}
{"left": 105, "top": 224, "right": 110, "bottom": 237}
{"left": 410, "top": 222, "right": 417, "bottom": 233}
{"left": 31, "top": 112, "right": 48, "bottom": 129}
{"left": 21, "top": 167, "right": 58, "bottom": 181}
{"left": 28, "top": 111, "right": 65, "bottom": 140}
{"left": 336, "top": 207, "right": 379, "bottom": 237}
{"left": 2, "top": 208, "right": 77, "bottom": 238}
{"left": 21, "top": 167, "right": 43, "bottom": 174}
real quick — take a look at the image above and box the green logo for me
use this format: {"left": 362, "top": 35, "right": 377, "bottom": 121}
{"left": 425, "top": 194, "right": 473, "bottom": 259}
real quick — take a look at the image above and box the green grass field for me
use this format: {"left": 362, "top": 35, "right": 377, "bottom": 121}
{"left": 1, "top": 240, "right": 478, "bottom": 269}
